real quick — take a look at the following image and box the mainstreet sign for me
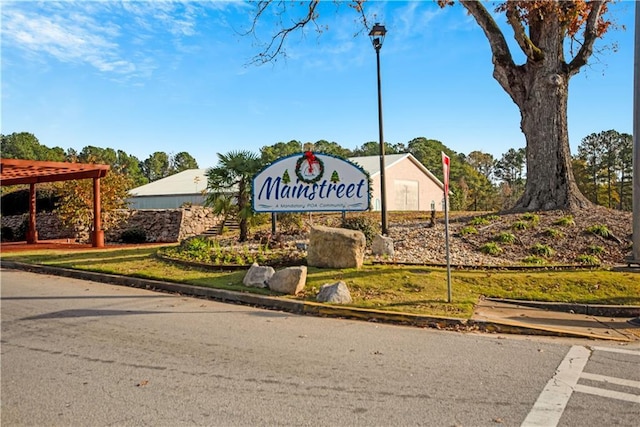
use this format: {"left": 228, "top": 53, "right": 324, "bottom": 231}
{"left": 252, "top": 152, "right": 370, "bottom": 213}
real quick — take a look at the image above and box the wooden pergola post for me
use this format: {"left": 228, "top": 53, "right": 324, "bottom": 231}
{"left": 92, "top": 177, "right": 104, "bottom": 248}
{"left": 26, "top": 183, "right": 38, "bottom": 244}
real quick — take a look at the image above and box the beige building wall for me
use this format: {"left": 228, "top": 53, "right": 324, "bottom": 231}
{"left": 370, "top": 157, "right": 444, "bottom": 212}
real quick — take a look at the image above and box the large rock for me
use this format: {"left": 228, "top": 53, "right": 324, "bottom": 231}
{"left": 372, "top": 234, "right": 394, "bottom": 257}
{"left": 316, "top": 281, "right": 352, "bottom": 304}
{"left": 307, "top": 226, "right": 366, "bottom": 269}
{"left": 268, "top": 266, "right": 307, "bottom": 295}
{"left": 242, "top": 263, "right": 274, "bottom": 288}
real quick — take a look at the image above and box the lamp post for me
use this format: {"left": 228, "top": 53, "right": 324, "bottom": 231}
{"left": 369, "top": 22, "right": 388, "bottom": 236}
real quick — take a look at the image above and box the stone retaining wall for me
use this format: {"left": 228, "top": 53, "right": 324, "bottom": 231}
{"left": 1, "top": 206, "right": 220, "bottom": 243}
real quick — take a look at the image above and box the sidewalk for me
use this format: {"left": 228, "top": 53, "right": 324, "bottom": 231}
{"left": 472, "top": 298, "right": 640, "bottom": 342}
{"left": 1, "top": 258, "right": 639, "bottom": 342}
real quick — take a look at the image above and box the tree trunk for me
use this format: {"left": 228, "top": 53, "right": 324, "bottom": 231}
{"left": 461, "top": 0, "right": 605, "bottom": 213}
{"left": 513, "top": 69, "right": 592, "bottom": 211}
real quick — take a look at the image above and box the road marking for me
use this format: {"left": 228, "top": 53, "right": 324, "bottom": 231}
{"left": 591, "top": 346, "right": 640, "bottom": 356}
{"left": 521, "top": 345, "right": 590, "bottom": 427}
{"left": 574, "top": 384, "right": 640, "bottom": 404}
{"left": 581, "top": 372, "right": 640, "bottom": 389}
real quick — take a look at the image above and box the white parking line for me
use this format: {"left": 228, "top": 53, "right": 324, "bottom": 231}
{"left": 581, "top": 372, "right": 640, "bottom": 389}
{"left": 521, "top": 346, "right": 590, "bottom": 427}
{"left": 591, "top": 346, "right": 640, "bottom": 356}
{"left": 574, "top": 384, "right": 640, "bottom": 404}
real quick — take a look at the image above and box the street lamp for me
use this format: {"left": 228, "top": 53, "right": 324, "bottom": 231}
{"left": 369, "top": 22, "right": 388, "bottom": 236}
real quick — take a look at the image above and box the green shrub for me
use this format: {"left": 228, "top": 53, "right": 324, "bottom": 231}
{"left": 1, "top": 226, "right": 15, "bottom": 242}
{"left": 544, "top": 228, "right": 564, "bottom": 239}
{"left": 512, "top": 220, "right": 528, "bottom": 231}
{"left": 521, "top": 213, "right": 540, "bottom": 224}
{"left": 586, "top": 224, "right": 611, "bottom": 238}
{"left": 180, "top": 236, "right": 215, "bottom": 262}
{"left": 530, "top": 243, "right": 555, "bottom": 257}
{"left": 554, "top": 215, "right": 575, "bottom": 227}
{"left": 460, "top": 226, "right": 478, "bottom": 236}
{"left": 485, "top": 215, "right": 499, "bottom": 221}
{"left": 278, "top": 213, "right": 304, "bottom": 233}
{"left": 522, "top": 256, "right": 546, "bottom": 265}
{"left": 341, "top": 216, "right": 379, "bottom": 245}
{"left": 480, "top": 242, "right": 502, "bottom": 256}
{"left": 469, "top": 217, "right": 490, "bottom": 226}
{"left": 494, "top": 232, "right": 516, "bottom": 244}
{"left": 575, "top": 254, "right": 601, "bottom": 266}
{"left": 587, "top": 245, "right": 605, "bottom": 255}
{"left": 15, "top": 218, "right": 28, "bottom": 241}
{"left": 249, "top": 213, "right": 271, "bottom": 227}
{"left": 120, "top": 228, "right": 147, "bottom": 244}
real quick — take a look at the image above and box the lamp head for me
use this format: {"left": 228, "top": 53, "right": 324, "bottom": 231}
{"left": 368, "top": 23, "right": 387, "bottom": 50}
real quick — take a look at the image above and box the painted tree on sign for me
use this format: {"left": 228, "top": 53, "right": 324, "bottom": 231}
{"left": 246, "top": 0, "right": 618, "bottom": 212}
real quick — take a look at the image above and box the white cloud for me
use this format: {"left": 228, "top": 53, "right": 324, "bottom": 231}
{"left": 1, "top": 0, "right": 246, "bottom": 81}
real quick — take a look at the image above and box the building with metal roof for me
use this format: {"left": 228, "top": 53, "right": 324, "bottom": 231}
{"left": 127, "top": 169, "right": 208, "bottom": 209}
{"left": 128, "top": 154, "right": 445, "bottom": 211}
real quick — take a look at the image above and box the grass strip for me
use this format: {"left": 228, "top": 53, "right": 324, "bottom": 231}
{"left": 3, "top": 246, "right": 639, "bottom": 319}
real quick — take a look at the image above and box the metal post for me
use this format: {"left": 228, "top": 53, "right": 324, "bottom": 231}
{"left": 271, "top": 212, "right": 277, "bottom": 235}
{"left": 444, "top": 195, "right": 452, "bottom": 303}
{"left": 375, "top": 45, "right": 388, "bottom": 236}
{"left": 632, "top": 1, "right": 640, "bottom": 265}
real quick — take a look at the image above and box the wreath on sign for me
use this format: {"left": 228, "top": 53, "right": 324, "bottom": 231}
{"left": 295, "top": 151, "right": 325, "bottom": 184}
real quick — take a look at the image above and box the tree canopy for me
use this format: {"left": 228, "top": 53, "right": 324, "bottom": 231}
{"left": 244, "top": 0, "right": 620, "bottom": 212}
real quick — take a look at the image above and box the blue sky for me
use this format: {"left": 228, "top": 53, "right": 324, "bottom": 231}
{"left": 1, "top": 1, "right": 636, "bottom": 169}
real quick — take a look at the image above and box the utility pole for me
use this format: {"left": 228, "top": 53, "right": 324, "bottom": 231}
{"left": 632, "top": 2, "right": 639, "bottom": 266}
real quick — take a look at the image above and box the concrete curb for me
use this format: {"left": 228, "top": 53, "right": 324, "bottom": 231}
{"left": 0, "top": 260, "right": 631, "bottom": 341}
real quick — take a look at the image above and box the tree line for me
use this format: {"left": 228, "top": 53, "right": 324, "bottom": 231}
{"left": 1, "top": 132, "right": 199, "bottom": 188}
{"left": 2, "top": 130, "right": 632, "bottom": 215}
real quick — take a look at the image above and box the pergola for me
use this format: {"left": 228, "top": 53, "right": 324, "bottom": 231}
{"left": 0, "top": 158, "right": 110, "bottom": 247}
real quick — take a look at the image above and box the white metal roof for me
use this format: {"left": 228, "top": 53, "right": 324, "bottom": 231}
{"left": 129, "top": 169, "right": 208, "bottom": 197}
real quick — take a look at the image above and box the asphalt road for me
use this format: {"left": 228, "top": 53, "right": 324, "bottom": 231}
{"left": 2, "top": 269, "right": 638, "bottom": 426}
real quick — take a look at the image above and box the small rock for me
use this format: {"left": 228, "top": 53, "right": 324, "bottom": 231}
{"left": 242, "top": 263, "right": 274, "bottom": 288}
{"left": 316, "top": 281, "right": 352, "bottom": 304}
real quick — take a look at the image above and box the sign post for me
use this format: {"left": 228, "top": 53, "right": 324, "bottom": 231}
{"left": 442, "top": 152, "right": 452, "bottom": 303}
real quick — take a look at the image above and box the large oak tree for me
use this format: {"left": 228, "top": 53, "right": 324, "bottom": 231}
{"left": 248, "top": 0, "right": 616, "bottom": 211}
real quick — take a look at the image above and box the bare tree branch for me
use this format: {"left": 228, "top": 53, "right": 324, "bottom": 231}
{"left": 505, "top": 5, "right": 544, "bottom": 61}
{"left": 246, "top": 0, "right": 321, "bottom": 65}
{"left": 460, "top": 1, "right": 514, "bottom": 67}
{"left": 460, "top": 1, "right": 522, "bottom": 103}
{"left": 567, "top": 0, "right": 607, "bottom": 75}
{"left": 244, "top": 0, "right": 373, "bottom": 65}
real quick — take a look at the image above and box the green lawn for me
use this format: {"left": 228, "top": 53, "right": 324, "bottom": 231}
{"left": 3, "top": 246, "right": 639, "bottom": 318}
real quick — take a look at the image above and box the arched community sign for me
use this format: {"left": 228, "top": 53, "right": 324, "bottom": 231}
{"left": 253, "top": 152, "right": 370, "bottom": 212}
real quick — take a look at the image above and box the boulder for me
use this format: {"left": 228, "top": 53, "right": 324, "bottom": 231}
{"left": 316, "top": 281, "right": 352, "bottom": 304}
{"left": 242, "top": 263, "right": 275, "bottom": 288}
{"left": 268, "top": 266, "right": 307, "bottom": 295}
{"left": 372, "top": 234, "right": 394, "bottom": 257}
{"left": 307, "top": 226, "right": 366, "bottom": 269}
